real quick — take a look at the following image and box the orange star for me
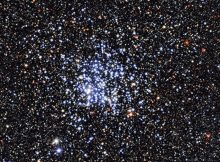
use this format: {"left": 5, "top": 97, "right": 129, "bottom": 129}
{"left": 204, "top": 132, "right": 212, "bottom": 143}
{"left": 201, "top": 48, "right": 207, "bottom": 53}
{"left": 205, "top": 132, "right": 211, "bottom": 138}
{"left": 183, "top": 39, "right": 190, "bottom": 46}
{"left": 127, "top": 110, "right": 135, "bottom": 118}
{"left": 133, "top": 35, "right": 139, "bottom": 40}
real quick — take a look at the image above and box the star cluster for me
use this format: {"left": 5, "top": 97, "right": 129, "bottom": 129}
{"left": 1, "top": 0, "right": 220, "bottom": 161}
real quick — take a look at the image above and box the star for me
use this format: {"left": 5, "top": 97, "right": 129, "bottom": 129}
{"left": 56, "top": 147, "right": 63, "bottom": 154}
{"left": 52, "top": 138, "right": 60, "bottom": 145}
{"left": 183, "top": 39, "right": 190, "bottom": 46}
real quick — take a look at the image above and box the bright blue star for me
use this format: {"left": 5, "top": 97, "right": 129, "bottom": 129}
{"left": 56, "top": 147, "right": 63, "bottom": 154}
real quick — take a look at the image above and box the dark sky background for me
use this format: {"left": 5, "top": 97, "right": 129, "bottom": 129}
{"left": 1, "top": 0, "right": 220, "bottom": 161}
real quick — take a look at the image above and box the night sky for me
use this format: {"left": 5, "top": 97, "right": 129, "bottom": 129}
{"left": 1, "top": 0, "right": 220, "bottom": 161}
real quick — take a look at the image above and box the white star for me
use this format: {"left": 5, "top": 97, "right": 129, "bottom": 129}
{"left": 56, "top": 147, "right": 63, "bottom": 154}
{"left": 52, "top": 138, "right": 60, "bottom": 145}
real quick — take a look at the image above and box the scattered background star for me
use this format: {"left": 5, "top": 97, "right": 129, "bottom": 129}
{"left": 1, "top": 0, "right": 220, "bottom": 161}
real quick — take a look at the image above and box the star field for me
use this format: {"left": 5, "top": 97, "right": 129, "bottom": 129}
{"left": 1, "top": 0, "right": 220, "bottom": 161}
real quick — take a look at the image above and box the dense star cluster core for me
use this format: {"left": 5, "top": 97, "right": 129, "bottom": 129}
{"left": 1, "top": 0, "right": 220, "bottom": 161}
